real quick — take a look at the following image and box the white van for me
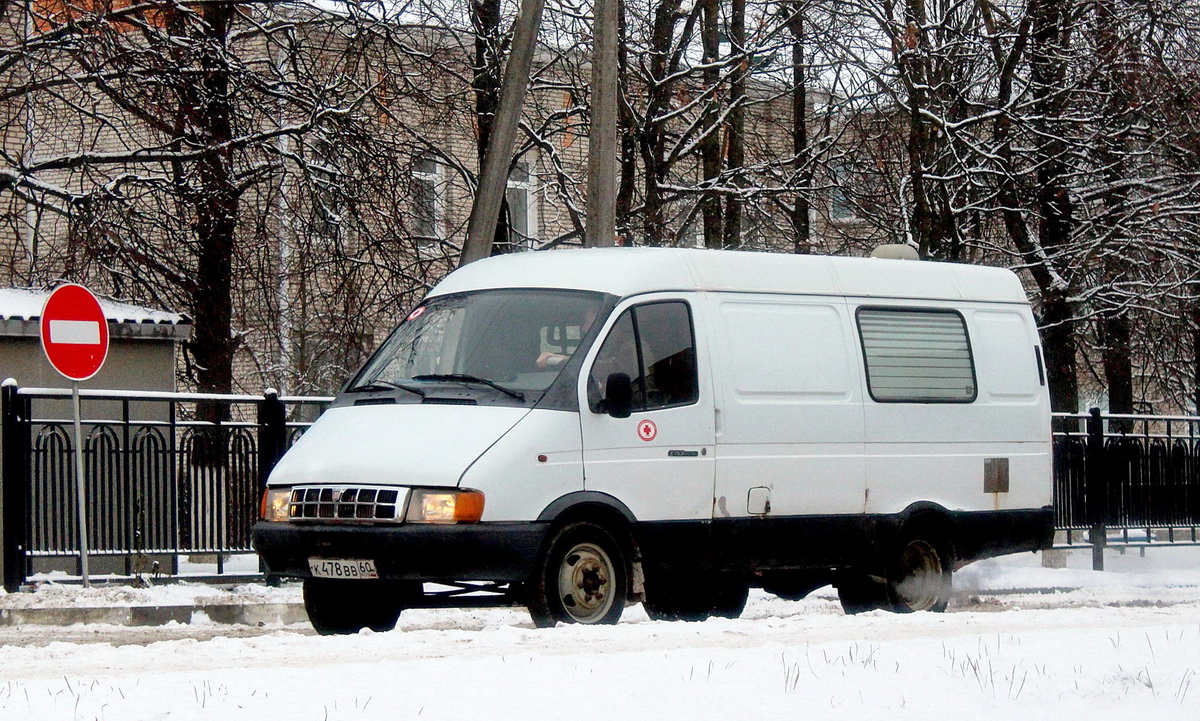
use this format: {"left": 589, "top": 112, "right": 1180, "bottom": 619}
{"left": 253, "top": 248, "right": 1054, "bottom": 634}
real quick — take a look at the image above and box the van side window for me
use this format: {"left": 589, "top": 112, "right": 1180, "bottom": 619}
{"left": 857, "top": 307, "right": 976, "bottom": 403}
{"left": 589, "top": 301, "right": 699, "bottom": 412}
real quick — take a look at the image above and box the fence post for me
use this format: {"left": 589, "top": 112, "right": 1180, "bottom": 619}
{"left": 1086, "top": 407, "right": 1106, "bottom": 571}
{"left": 2, "top": 381, "right": 29, "bottom": 592}
{"left": 256, "top": 389, "right": 288, "bottom": 584}
{"left": 257, "top": 389, "right": 287, "bottom": 492}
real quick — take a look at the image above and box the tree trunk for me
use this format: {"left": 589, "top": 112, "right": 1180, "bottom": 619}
{"left": 616, "top": 0, "right": 636, "bottom": 244}
{"left": 174, "top": 2, "right": 238, "bottom": 401}
{"left": 1193, "top": 303, "right": 1200, "bottom": 415}
{"left": 721, "top": 0, "right": 746, "bottom": 248}
{"left": 1029, "top": 0, "right": 1079, "bottom": 414}
{"left": 900, "top": 0, "right": 939, "bottom": 255}
{"left": 788, "top": 6, "right": 811, "bottom": 254}
{"left": 164, "top": 2, "right": 239, "bottom": 470}
{"left": 1101, "top": 313, "right": 1133, "bottom": 414}
{"left": 699, "top": 0, "right": 723, "bottom": 248}
{"left": 1094, "top": 0, "right": 1135, "bottom": 420}
{"left": 585, "top": 0, "right": 619, "bottom": 248}
{"left": 640, "top": 0, "right": 685, "bottom": 246}
{"left": 470, "top": 0, "right": 513, "bottom": 256}
{"left": 473, "top": 0, "right": 503, "bottom": 166}
{"left": 1042, "top": 291, "right": 1079, "bottom": 414}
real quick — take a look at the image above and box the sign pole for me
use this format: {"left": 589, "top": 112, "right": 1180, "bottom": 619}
{"left": 71, "top": 380, "right": 90, "bottom": 587}
{"left": 39, "top": 283, "right": 110, "bottom": 589}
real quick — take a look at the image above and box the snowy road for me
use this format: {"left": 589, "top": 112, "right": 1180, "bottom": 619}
{"left": 1, "top": 555, "right": 1198, "bottom": 720}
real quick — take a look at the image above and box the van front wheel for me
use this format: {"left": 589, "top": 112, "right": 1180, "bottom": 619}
{"left": 643, "top": 572, "right": 748, "bottom": 621}
{"left": 303, "top": 578, "right": 418, "bottom": 635}
{"left": 528, "top": 521, "right": 629, "bottom": 627}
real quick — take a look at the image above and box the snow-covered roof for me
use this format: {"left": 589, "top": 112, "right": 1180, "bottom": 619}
{"left": 430, "top": 247, "right": 1030, "bottom": 305}
{"left": 0, "top": 287, "right": 191, "bottom": 340}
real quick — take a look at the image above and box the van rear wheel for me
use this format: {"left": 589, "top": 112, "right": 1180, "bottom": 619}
{"left": 528, "top": 521, "right": 629, "bottom": 627}
{"left": 886, "top": 533, "right": 953, "bottom": 613}
{"left": 303, "top": 578, "right": 419, "bottom": 635}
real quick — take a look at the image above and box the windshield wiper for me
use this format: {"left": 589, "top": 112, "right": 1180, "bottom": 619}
{"left": 345, "top": 380, "right": 426, "bottom": 398}
{"left": 411, "top": 374, "right": 526, "bottom": 401}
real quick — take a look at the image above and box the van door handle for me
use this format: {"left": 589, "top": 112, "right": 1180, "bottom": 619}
{"left": 667, "top": 450, "right": 700, "bottom": 457}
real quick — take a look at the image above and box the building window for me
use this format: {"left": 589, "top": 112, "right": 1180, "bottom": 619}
{"left": 857, "top": 307, "right": 976, "bottom": 403}
{"left": 829, "top": 160, "right": 856, "bottom": 221}
{"left": 308, "top": 133, "right": 343, "bottom": 239}
{"left": 411, "top": 157, "right": 443, "bottom": 240}
{"left": 507, "top": 162, "right": 537, "bottom": 249}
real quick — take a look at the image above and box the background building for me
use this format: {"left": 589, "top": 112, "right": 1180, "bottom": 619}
{"left": 0, "top": 0, "right": 1196, "bottom": 415}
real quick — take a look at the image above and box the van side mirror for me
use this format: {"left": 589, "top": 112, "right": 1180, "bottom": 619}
{"left": 603, "top": 372, "right": 633, "bottom": 419}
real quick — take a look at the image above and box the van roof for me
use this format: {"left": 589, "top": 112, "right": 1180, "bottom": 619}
{"left": 429, "top": 248, "right": 1030, "bottom": 305}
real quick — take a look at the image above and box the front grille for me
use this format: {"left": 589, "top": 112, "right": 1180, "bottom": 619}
{"left": 289, "top": 486, "right": 407, "bottom": 523}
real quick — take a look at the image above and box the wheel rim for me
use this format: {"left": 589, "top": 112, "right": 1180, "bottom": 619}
{"left": 893, "top": 539, "right": 944, "bottom": 611}
{"left": 556, "top": 541, "right": 616, "bottom": 623}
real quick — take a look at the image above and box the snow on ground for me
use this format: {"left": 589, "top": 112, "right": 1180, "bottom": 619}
{"left": 0, "top": 578, "right": 295, "bottom": 610}
{"left": 0, "top": 547, "right": 1197, "bottom": 721}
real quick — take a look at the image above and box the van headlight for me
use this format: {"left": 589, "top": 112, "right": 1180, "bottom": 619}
{"left": 261, "top": 488, "right": 292, "bottom": 522}
{"left": 406, "top": 489, "right": 485, "bottom": 524}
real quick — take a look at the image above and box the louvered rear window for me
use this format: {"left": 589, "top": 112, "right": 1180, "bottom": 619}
{"left": 857, "top": 308, "right": 976, "bottom": 403}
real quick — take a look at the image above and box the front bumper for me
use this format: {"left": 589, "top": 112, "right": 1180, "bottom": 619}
{"left": 252, "top": 520, "right": 550, "bottom": 583}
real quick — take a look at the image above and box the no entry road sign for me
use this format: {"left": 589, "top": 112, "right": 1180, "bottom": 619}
{"left": 38, "top": 282, "right": 111, "bottom": 586}
{"left": 39, "top": 283, "right": 110, "bottom": 381}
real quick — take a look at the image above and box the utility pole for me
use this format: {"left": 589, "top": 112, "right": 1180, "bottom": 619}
{"left": 460, "top": 0, "right": 546, "bottom": 266}
{"left": 585, "top": 0, "right": 618, "bottom": 247}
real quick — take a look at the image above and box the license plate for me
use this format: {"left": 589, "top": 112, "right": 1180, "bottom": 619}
{"left": 308, "top": 558, "right": 379, "bottom": 580}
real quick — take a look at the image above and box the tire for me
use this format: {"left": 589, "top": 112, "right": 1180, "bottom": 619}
{"left": 836, "top": 573, "right": 887, "bottom": 615}
{"left": 528, "top": 521, "right": 629, "bottom": 627}
{"left": 762, "top": 572, "right": 830, "bottom": 602}
{"left": 709, "top": 581, "right": 750, "bottom": 619}
{"left": 885, "top": 531, "right": 953, "bottom": 613}
{"left": 303, "top": 578, "right": 419, "bottom": 635}
{"left": 643, "top": 583, "right": 709, "bottom": 622}
{"left": 643, "top": 571, "right": 748, "bottom": 622}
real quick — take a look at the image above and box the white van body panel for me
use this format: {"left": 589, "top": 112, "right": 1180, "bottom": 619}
{"left": 458, "top": 409, "right": 584, "bottom": 521}
{"left": 862, "top": 444, "right": 1052, "bottom": 512}
{"left": 430, "top": 247, "right": 1029, "bottom": 304}
{"left": 577, "top": 293, "right": 715, "bottom": 522}
{"left": 269, "top": 404, "right": 528, "bottom": 489}
{"left": 708, "top": 294, "right": 867, "bottom": 518}
{"left": 430, "top": 247, "right": 702, "bottom": 298}
{"left": 853, "top": 299, "right": 1053, "bottom": 515}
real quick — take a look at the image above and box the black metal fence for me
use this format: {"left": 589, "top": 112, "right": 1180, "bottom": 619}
{"left": 4, "top": 394, "right": 1199, "bottom": 589}
{"left": 1052, "top": 409, "right": 1200, "bottom": 567}
{"left": 1, "top": 384, "right": 330, "bottom": 591}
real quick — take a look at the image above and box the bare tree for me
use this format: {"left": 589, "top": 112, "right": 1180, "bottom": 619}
{"left": 0, "top": 2, "right": 457, "bottom": 395}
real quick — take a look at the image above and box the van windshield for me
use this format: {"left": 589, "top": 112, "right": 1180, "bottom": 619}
{"left": 350, "top": 289, "right": 607, "bottom": 401}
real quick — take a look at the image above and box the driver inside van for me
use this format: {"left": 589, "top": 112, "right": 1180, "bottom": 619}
{"left": 535, "top": 306, "right": 599, "bottom": 370}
